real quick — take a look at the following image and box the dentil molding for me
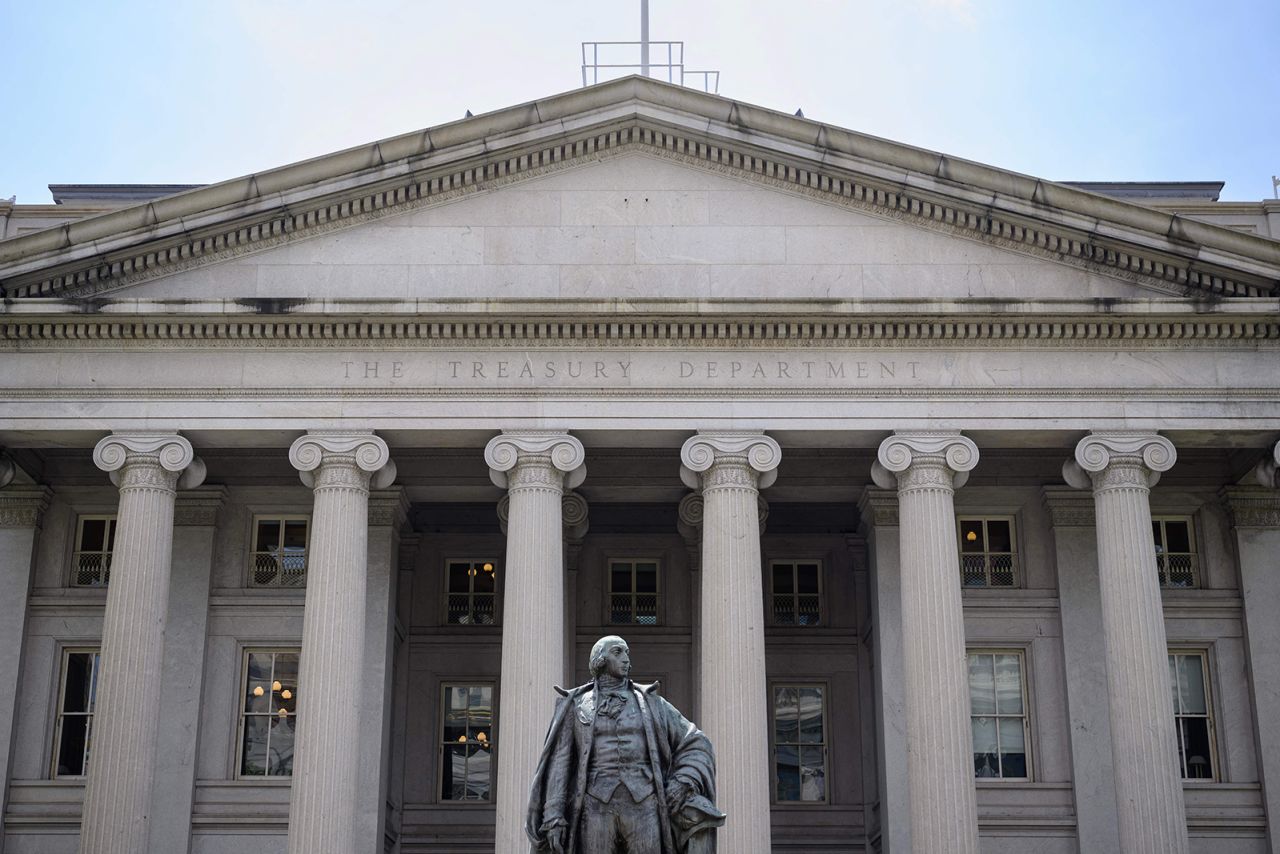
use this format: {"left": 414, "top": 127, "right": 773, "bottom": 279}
{"left": 1063, "top": 431, "right": 1177, "bottom": 491}
{"left": 484, "top": 431, "right": 586, "bottom": 491}
{"left": 289, "top": 431, "right": 395, "bottom": 489}
{"left": 870, "top": 432, "right": 979, "bottom": 491}
{"left": 93, "top": 432, "right": 205, "bottom": 490}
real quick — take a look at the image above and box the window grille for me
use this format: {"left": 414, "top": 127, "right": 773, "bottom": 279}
{"left": 958, "top": 517, "right": 1017, "bottom": 587}
{"left": 1169, "top": 652, "right": 1216, "bottom": 779}
{"left": 608, "top": 559, "right": 659, "bottom": 625}
{"left": 52, "top": 649, "right": 100, "bottom": 777}
{"left": 72, "top": 516, "right": 115, "bottom": 587}
{"left": 446, "top": 560, "right": 497, "bottom": 625}
{"left": 772, "top": 685, "right": 827, "bottom": 802}
{"left": 440, "top": 684, "right": 494, "bottom": 801}
{"left": 249, "top": 516, "right": 310, "bottom": 587}
{"left": 968, "top": 651, "right": 1031, "bottom": 779}
{"left": 771, "top": 561, "right": 821, "bottom": 625}
{"left": 238, "top": 649, "right": 300, "bottom": 777}
{"left": 1153, "top": 518, "right": 1199, "bottom": 588}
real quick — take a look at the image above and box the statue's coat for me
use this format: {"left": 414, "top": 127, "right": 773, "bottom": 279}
{"left": 525, "top": 681, "right": 720, "bottom": 854}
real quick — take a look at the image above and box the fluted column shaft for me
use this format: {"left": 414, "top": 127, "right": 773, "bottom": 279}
{"left": 487, "top": 432, "right": 584, "bottom": 854}
{"left": 81, "top": 433, "right": 202, "bottom": 854}
{"left": 872, "top": 432, "right": 980, "bottom": 854}
{"left": 287, "top": 432, "right": 393, "bottom": 854}
{"left": 1067, "top": 432, "right": 1188, "bottom": 854}
{"left": 681, "top": 432, "right": 780, "bottom": 853}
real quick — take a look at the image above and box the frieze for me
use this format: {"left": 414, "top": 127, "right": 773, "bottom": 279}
{"left": 5, "top": 126, "right": 1274, "bottom": 302}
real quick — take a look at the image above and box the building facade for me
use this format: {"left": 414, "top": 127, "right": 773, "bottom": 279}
{"left": 1, "top": 77, "right": 1278, "bottom": 854}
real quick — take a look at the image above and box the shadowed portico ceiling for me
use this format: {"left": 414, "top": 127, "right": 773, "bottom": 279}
{"left": 1, "top": 76, "right": 1279, "bottom": 301}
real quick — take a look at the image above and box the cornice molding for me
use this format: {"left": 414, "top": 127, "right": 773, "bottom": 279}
{"left": 3, "top": 311, "right": 1279, "bottom": 349}
{"left": 2, "top": 119, "right": 1276, "bottom": 302}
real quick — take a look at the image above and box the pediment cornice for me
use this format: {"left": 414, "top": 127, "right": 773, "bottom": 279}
{"left": 2, "top": 78, "right": 1278, "bottom": 300}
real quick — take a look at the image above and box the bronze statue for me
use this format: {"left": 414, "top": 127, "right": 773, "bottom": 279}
{"left": 526, "top": 635, "right": 725, "bottom": 853}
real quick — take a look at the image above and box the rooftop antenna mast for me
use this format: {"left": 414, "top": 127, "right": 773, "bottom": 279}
{"left": 581, "top": 1, "right": 719, "bottom": 93}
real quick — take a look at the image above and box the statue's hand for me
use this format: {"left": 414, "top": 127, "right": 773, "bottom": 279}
{"left": 540, "top": 820, "right": 567, "bottom": 854}
{"left": 665, "top": 778, "right": 691, "bottom": 812}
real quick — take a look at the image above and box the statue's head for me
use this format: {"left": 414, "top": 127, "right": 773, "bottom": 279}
{"left": 589, "top": 635, "right": 631, "bottom": 679}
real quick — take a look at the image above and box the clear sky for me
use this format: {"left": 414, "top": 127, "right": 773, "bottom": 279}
{"left": 2, "top": 0, "right": 1277, "bottom": 204}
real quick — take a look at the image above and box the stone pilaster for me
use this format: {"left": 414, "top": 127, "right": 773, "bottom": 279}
{"left": 81, "top": 433, "right": 204, "bottom": 854}
{"left": 870, "top": 432, "right": 979, "bottom": 854}
{"left": 856, "top": 487, "right": 909, "bottom": 854}
{"left": 680, "top": 431, "right": 781, "bottom": 853}
{"left": 286, "top": 432, "right": 394, "bottom": 854}
{"left": 486, "top": 431, "right": 585, "bottom": 854}
{"left": 1222, "top": 480, "right": 1280, "bottom": 854}
{"left": 0, "top": 487, "right": 50, "bottom": 828}
{"left": 1042, "top": 486, "right": 1121, "bottom": 853}
{"left": 1064, "top": 431, "right": 1188, "bottom": 854}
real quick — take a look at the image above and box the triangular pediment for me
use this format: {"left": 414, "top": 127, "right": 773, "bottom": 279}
{"left": 2, "top": 77, "right": 1277, "bottom": 302}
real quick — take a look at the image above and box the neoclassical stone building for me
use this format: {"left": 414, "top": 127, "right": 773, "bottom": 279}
{"left": 0, "top": 77, "right": 1278, "bottom": 854}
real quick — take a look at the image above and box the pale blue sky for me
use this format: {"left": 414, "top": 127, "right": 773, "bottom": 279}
{"left": 2, "top": 0, "right": 1277, "bottom": 204}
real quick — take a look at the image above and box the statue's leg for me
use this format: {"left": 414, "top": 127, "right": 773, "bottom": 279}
{"left": 616, "top": 793, "right": 662, "bottom": 854}
{"left": 580, "top": 794, "right": 620, "bottom": 853}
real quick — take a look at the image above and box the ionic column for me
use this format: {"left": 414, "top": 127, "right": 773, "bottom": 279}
{"left": 680, "top": 431, "right": 780, "bottom": 852}
{"left": 870, "top": 432, "right": 979, "bottom": 854}
{"left": 487, "top": 431, "right": 585, "bottom": 854}
{"left": 286, "top": 432, "right": 395, "bottom": 854}
{"left": 81, "top": 433, "right": 204, "bottom": 854}
{"left": 1064, "top": 432, "right": 1188, "bottom": 854}
{"left": 1223, "top": 453, "right": 1280, "bottom": 854}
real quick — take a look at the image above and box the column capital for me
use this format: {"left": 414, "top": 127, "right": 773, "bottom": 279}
{"left": 93, "top": 432, "right": 205, "bottom": 490}
{"left": 679, "top": 431, "right": 781, "bottom": 490}
{"left": 1252, "top": 440, "right": 1280, "bottom": 488}
{"left": 289, "top": 431, "right": 395, "bottom": 490}
{"left": 485, "top": 431, "right": 585, "bottom": 490}
{"left": 0, "top": 486, "right": 52, "bottom": 529}
{"left": 1064, "top": 431, "right": 1176, "bottom": 491}
{"left": 1041, "top": 485, "right": 1096, "bottom": 527}
{"left": 561, "top": 491, "right": 590, "bottom": 541}
{"left": 1221, "top": 486, "right": 1280, "bottom": 529}
{"left": 871, "top": 431, "right": 978, "bottom": 491}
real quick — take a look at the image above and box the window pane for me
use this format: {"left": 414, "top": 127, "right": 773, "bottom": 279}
{"left": 973, "top": 714, "right": 999, "bottom": 778}
{"left": 773, "top": 687, "right": 798, "bottom": 735}
{"left": 240, "top": 715, "right": 269, "bottom": 776}
{"left": 799, "top": 746, "right": 826, "bottom": 801}
{"left": 245, "top": 653, "right": 273, "bottom": 712}
{"left": 994, "top": 655, "right": 1023, "bottom": 715}
{"left": 986, "top": 520, "right": 1012, "bottom": 553}
{"left": 1000, "top": 749, "right": 1027, "bottom": 778}
{"left": 269, "top": 714, "right": 296, "bottom": 775}
{"left": 775, "top": 744, "right": 800, "bottom": 801}
{"left": 797, "top": 564, "right": 819, "bottom": 594}
{"left": 255, "top": 519, "right": 281, "bottom": 552}
{"left": 635, "top": 563, "right": 658, "bottom": 593}
{"left": 1165, "top": 521, "right": 1191, "bottom": 554}
{"left": 79, "top": 518, "right": 107, "bottom": 551}
{"left": 1177, "top": 656, "right": 1207, "bottom": 714}
{"left": 1152, "top": 520, "right": 1165, "bottom": 550}
{"left": 275, "top": 655, "right": 299, "bottom": 714}
{"left": 797, "top": 688, "right": 824, "bottom": 743}
{"left": 447, "top": 563, "right": 470, "bottom": 594}
{"left": 62, "top": 653, "right": 96, "bottom": 713}
{"left": 473, "top": 565, "right": 496, "bottom": 594}
{"left": 960, "top": 520, "right": 984, "bottom": 552}
{"left": 611, "top": 566, "right": 632, "bottom": 594}
{"left": 968, "top": 655, "right": 996, "bottom": 715}
{"left": 282, "top": 520, "right": 308, "bottom": 550}
{"left": 1168, "top": 656, "right": 1181, "bottom": 712}
{"left": 55, "top": 716, "right": 89, "bottom": 776}
{"left": 998, "top": 716, "right": 1025, "bottom": 753}
{"left": 773, "top": 564, "right": 794, "bottom": 595}
{"left": 1181, "top": 718, "right": 1213, "bottom": 779}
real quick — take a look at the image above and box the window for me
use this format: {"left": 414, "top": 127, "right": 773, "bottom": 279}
{"left": 446, "top": 560, "right": 497, "bottom": 624}
{"left": 1170, "top": 652, "right": 1215, "bottom": 779}
{"left": 238, "top": 650, "right": 299, "bottom": 777}
{"left": 249, "top": 516, "right": 310, "bottom": 588}
{"left": 968, "top": 651, "right": 1030, "bottom": 779}
{"left": 440, "top": 684, "right": 494, "bottom": 801}
{"left": 52, "top": 649, "right": 100, "bottom": 777}
{"left": 771, "top": 561, "right": 821, "bottom": 625}
{"left": 772, "top": 685, "right": 827, "bottom": 802}
{"left": 72, "top": 516, "right": 116, "bottom": 587}
{"left": 608, "top": 559, "right": 659, "bottom": 625}
{"left": 1153, "top": 517, "right": 1199, "bottom": 588}
{"left": 958, "top": 517, "right": 1017, "bottom": 587}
